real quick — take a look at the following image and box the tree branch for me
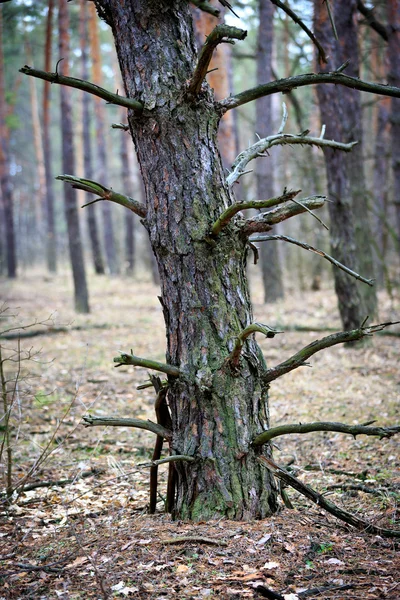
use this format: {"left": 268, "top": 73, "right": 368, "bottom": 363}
{"left": 82, "top": 415, "right": 172, "bottom": 439}
{"left": 241, "top": 196, "right": 327, "bottom": 236}
{"left": 269, "top": 0, "right": 327, "bottom": 63}
{"left": 219, "top": 71, "right": 400, "bottom": 111}
{"left": 210, "top": 190, "right": 301, "bottom": 236}
{"left": 228, "top": 323, "right": 282, "bottom": 368}
{"left": 56, "top": 175, "right": 147, "bottom": 218}
{"left": 258, "top": 456, "right": 400, "bottom": 538}
{"left": 357, "top": 0, "right": 388, "bottom": 42}
{"left": 190, "top": 0, "right": 220, "bottom": 17}
{"left": 249, "top": 234, "right": 374, "bottom": 286}
{"left": 253, "top": 421, "right": 400, "bottom": 446}
{"left": 263, "top": 321, "right": 400, "bottom": 384}
{"left": 19, "top": 65, "right": 143, "bottom": 112}
{"left": 188, "top": 25, "right": 247, "bottom": 96}
{"left": 113, "top": 352, "right": 181, "bottom": 377}
{"left": 139, "top": 455, "right": 195, "bottom": 467}
{"left": 227, "top": 132, "right": 356, "bottom": 187}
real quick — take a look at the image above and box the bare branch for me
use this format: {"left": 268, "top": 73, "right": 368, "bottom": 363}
{"left": 249, "top": 234, "right": 374, "bottom": 286}
{"left": 210, "top": 190, "right": 301, "bottom": 236}
{"left": 258, "top": 456, "right": 400, "bottom": 538}
{"left": 139, "top": 455, "right": 196, "bottom": 467}
{"left": 228, "top": 323, "right": 283, "bottom": 369}
{"left": 188, "top": 25, "right": 247, "bottom": 96}
{"left": 357, "top": 0, "right": 388, "bottom": 41}
{"left": 227, "top": 131, "right": 356, "bottom": 187}
{"left": 242, "top": 195, "right": 326, "bottom": 236}
{"left": 82, "top": 415, "right": 172, "bottom": 439}
{"left": 113, "top": 352, "right": 180, "bottom": 377}
{"left": 190, "top": 0, "right": 220, "bottom": 17}
{"left": 263, "top": 321, "right": 400, "bottom": 384}
{"left": 56, "top": 175, "right": 147, "bottom": 218}
{"left": 253, "top": 421, "right": 400, "bottom": 446}
{"left": 19, "top": 65, "right": 143, "bottom": 112}
{"left": 219, "top": 71, "right": 400, "bottom": 112}
{"left": 162, "top": 536, "right": 227, "bottom": 546}
{"left": 270, "top": 0, "right": 328, "bottom": 63}
{"left": 111, "top": 122, "right": 129, "bottom": 131}
{"left": 324, "top": 0, "right": 338, "bottom": 40}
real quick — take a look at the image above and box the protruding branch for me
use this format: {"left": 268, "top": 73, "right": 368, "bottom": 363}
{"left": 210, "top": 190, "right": 301, "bottom": 236}
{"left": 140, "top": 455, "right": 196, "bottom": 467}
{"left": 263, "top": 321, "right": 400, "bottom": 384}
{"left": 20, "top": 65, "right": 143, "bottom": 112}
{"left": 56, "top": 175, "right": 147, "bottom": 218}
{"left": 253, "top": 421, "right": 400, "bottom": 447}
{"left": 357, "top": 0, "right": 388, "bottom": 41}
{"left": 220, "top": 71, "right": 400, "bottom": 112}
{"left": 188, "top": 25, "right": 247, "bottom": 96}
{"left": 82, "top": 415, "right": 172, "bottom": 439}
{"left": 190, "top": 0, "right": 220, "bottom": 17}
{"left": 111, "top": 122, "right": 129, "bottom": 131}
{"left": 228, "top": 323, "right": 282, "bottom": 368}
{"left": 227, "top": 132, "right": 356, "bottom": 187}
{"left": 249, "top": 234, "right": 374, "bottom": 286}
{"left": 270, "top": 0, "right": 327, "bottom": 63}
{"left": 242, "top": 195, "right": 327, "bottom": 236}
{"left": 113, "top": 352, "right": 180, "bottom": 377}
{"left": 258, "top": 456, "right": 400, "bottom": 538}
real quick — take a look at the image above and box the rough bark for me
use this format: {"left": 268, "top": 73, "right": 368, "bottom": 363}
{"left": 88, "top": 3, "right": 119, "bottom": 275}
{"left": 0, "top": 6, "right": 16, "bottom": 278}
{"left": 256, "top": 0, "right": 284, "bottom": 303}
{"left": 314, "top": 0, "right": 366, "bottom": 330}
{"left": 43, "top": 0, "right": 57, "bottom": 273}
{"left": 94, "top": 0, "right": 277, "bottom": 519}
{"left": 388, "top": 0, "right": 400, "bottom": 245}
{"left": 59, "top": 0, "right": 90, "bottom": 313}
{"left": 79, "top": 0, "right": 105, "bottom": 275}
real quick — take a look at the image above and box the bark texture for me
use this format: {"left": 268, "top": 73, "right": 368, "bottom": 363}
{"left": 388, "top": 0, "right": 400, "bottom": 245}
{"left": 256, "top": 0, "right": 284, "bottom": 303}
{"left": 94, "top": 0, "right": 277, "bottom": 520}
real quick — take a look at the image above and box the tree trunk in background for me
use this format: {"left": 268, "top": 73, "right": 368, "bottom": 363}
{"left": 95, "top": 0, "right": 277, "bottom": 519}
{"left": 314, "top": 0, "right": 366, "bottom": 330}
{"left": 373, "top": 98, "right": 390, "bottom": 287}
{"left": 120, "top": 121, "right": 135, "bottom": 275}
{"left": 257, "top": 0, "right": 284, "bottom": 303}
{"left": 388, "top": 0, "right": 400, "bottom": 246}
{"left": 79, "top": 0, "right": 105, "bottom": 275}
{"left": 88, "top": 2, "right": 119, "bottom": 275}
{"left": 43, "top": 0, "right": 57, "bottom": 273}
{"left": 336, "top": 0, "right": 377, "bottom": 317}
{"left": 0, "top": 6, "right": 16, "bottom": 278}
{"left": 59, "top": 0, "right": 89, "bottom": 313}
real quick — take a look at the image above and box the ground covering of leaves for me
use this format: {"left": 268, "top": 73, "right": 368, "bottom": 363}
{"left": 1, "top": 270, "right": 399, "bottom": 599}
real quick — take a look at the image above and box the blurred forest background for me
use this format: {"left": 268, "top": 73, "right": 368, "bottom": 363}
{"left": 1, "top": 0, "right": 398, "bottom": 309}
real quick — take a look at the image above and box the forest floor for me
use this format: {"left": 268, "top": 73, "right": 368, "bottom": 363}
{"left": 0, "top": 269, "right": 399, "bottom": 600}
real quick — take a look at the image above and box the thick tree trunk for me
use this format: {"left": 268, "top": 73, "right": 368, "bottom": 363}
{"left": 314, "top": 0, "right": 366, "bottom": 330}
{"left": 95, "top": 0, "right": 277, "bottom": 519}
{"left": 43, "top": 0, "right": 57, "bottom": 273}
{"left": 59, "top": 0, "right": 90, "bottom": 313}
{"left": 256, "top": 0, "right": 284, "bottom": 303}
{"left": 88, "top": 3, "right": 119, "bottom": 275}
{"left": 0, "top": 6, "right": 16, "bottom": 279}
{"left": 79, "top": 0, "right": 105, "bottom": 275}
{"left": 388, "top": 0, "right": 400, "bottom": 245}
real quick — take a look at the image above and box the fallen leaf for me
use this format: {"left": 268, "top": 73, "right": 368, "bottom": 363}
{"left": 261, "top": 561, "right": 280, "bottom": 570}
{"left": 176, "top": 564, "right": 190, "bottom": 574}
{"left": 65, "top": 556, "right": 89, "bottom": 569}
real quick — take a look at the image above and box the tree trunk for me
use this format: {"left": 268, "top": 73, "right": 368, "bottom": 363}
{"left": 79, "top": 0, "right": 105, "bottom": 275}
{"left": 43, "top": 0, "right": 57, "bottom": 274}
{"left": 314, "top": 0, "right": 366, "bottom": 330}
{"left": 388, "top": 0, "right": 400, "bottom": 246}
{"left": 119, "top": 118, "right": 135, "bottom": 275}
{"left": 335, "top": 0, "right": 377, "bottom": 318}
{"left": 59, "top": 0, "right": 90, "bottom": 313}
{"left": 0, "top": 6, "right": 16, "bottom": 279}
{"left": 257, "top": 0, "right": 284, "bottom": 303}
{"left": 95, "top": 0, "right": 277, "bottom": 519}
{"left": 88, "top": 3, "right": 119, "bottom": 275}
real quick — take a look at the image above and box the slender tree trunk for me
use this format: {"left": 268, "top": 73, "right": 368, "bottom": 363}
{"left": 88, "top": 3, "right": 119, "bottom": 275}
{"left": 257, "top": 0, "right": 284, "bottom": 302}
{"left": 0, "top": 6, "right": 16, "bottom": 278}
{"left": 43, "top": 0, "right": 57, "bottom": 273}
{"left": 120, "top": 119, "right": 135, "bottom": 275}
{"left": 95, "top": 0, "right": 277, "bottom": 519}
{"left": 59, "top": 0, "right": 90, "bottom": 313}
{"left": 314, "top": 0, "right": 366, "bottom": 330}
{"left": 79, "top": 0, "right": 105, "bottom": 275}
{"left": 388, "top": 0, "right": 400, "bottom": 245}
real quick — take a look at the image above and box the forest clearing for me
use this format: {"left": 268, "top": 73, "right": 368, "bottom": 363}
{"left": 1, "top": 272, "right": 399, "bottom": 599}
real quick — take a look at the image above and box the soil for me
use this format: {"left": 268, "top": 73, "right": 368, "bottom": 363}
{"left": 0, "top": 270, "right": 399, "bottom": 599}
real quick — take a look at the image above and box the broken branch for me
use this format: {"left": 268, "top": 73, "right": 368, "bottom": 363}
{"left": 228, "top": 323, "right": 282, "bottom": 369}
{"left": 190, "top": 0, "right": 220, "bottom": 17}
{"left": 82, "top": 415, "right": 172, "bottom": 439}
{"left": 113, "top": 352, "right": 180, "bottom": 377}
